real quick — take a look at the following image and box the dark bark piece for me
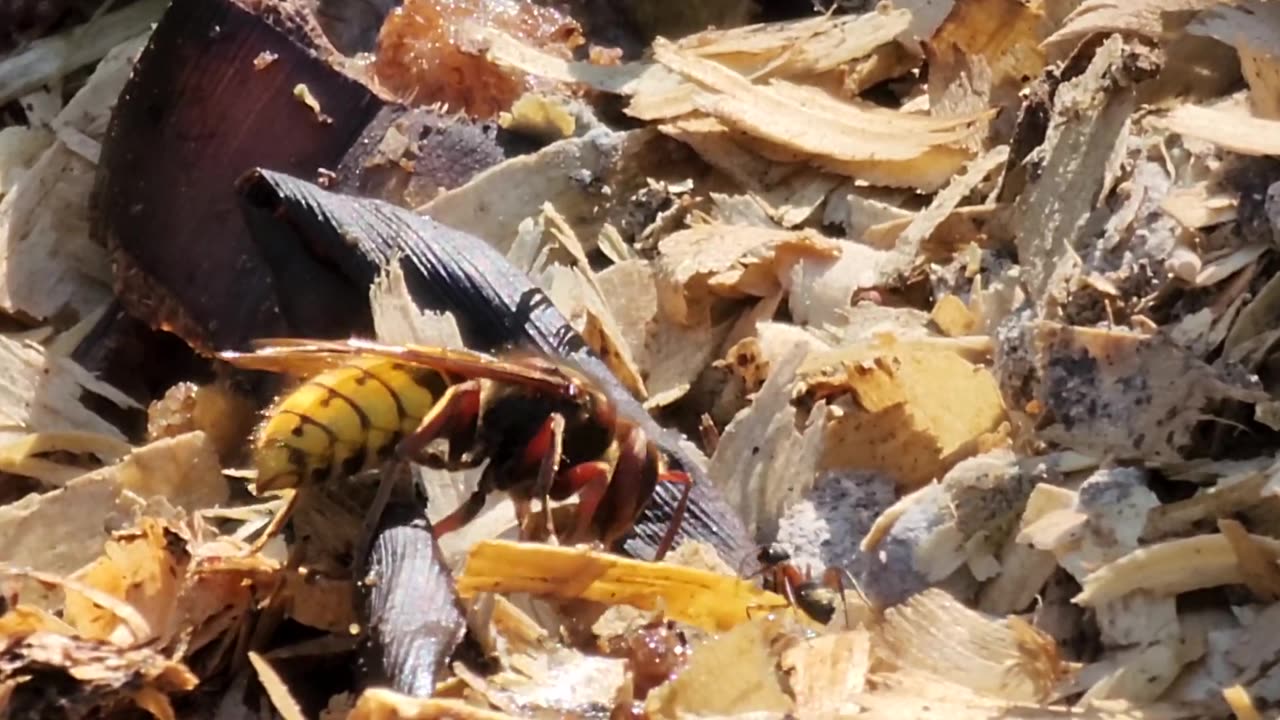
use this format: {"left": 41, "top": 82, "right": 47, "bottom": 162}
{"left": 358, "top": 499, "right": 465, "bottom": 697}
{"left": 335, "top": 105, "right": 512, "bottom": 208}
{"left": 92, "top": 0, "right": 385, "bottom": 352}
{"left": 68, "top": 301, "right": 213, "bottom": 442}
{"left": 235, "top": 169, "right": 760, "bottom": 572}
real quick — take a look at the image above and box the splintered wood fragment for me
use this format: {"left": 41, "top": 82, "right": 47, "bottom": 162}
{"left": 677, "top": 8, "right": 912, "bottom": 76}
{"left": 1224, "top": 685, "right": 1264, "bottom": 720}
{"left": 1160, "top": 181, "right": 1238, "bottom": 229}
{"left": 654, "top": 224, "right": 840, "bottom": 326}
{"left": 455, "top": 540, "right": 816, "bottom": 632}
{"left": 978, "top": 481, "right": 1075, "bottom": 614}
{"left": 248, "top": 652, "right": 307, "bottom": 720}
{"left": 1075, "top": 533, "right": 1280, "bottom": 606}
{"left": 1012, "top": 36, "right": 1158, "bottom": 308}
{"left": 0, "top": 32, "right": 145, "bottom": 321}
{"left": 1043, "top": 0, "right": 1221, "bottom": 55}
{"left": 1142, "top": 472, "right": 1268, "bottom": 540}
{"left": 1021, "top": 322, "right": 1266, "bottom": 463}
{"left": 800, "top": 340, "right": 1008, "bottom": 492}
{"left": 780, "top": 630, "right": 871, "bottom": 716}
{"left": 930, "top": 295, "right": 979, "bottom": 337}
{"left": 1218, "top": 518, "right": 1280, "bottom": 601}
{"left": 1188, "top": 1, "right": 1280, "bottom": 119}
{"left": 350, "top": 688, "right": 525, "bottom": 719}
{"left": 1158, "top": 100, "right": 1280, "bottom": 156}
{"left": 641, "top": 38, "right": 987, "bottom": 174}
{"left": 0, "top": 335, "right": 139, "bottom": 442}
{"left": 645, "top": 619, "right": 795, "bottom": 717}
{"left": 882, "top": 145, "right": 1008, "bottom": 279}
{"left": 709, "top": 346, "right": 825, "bottom": 542}
{"left": 926, "top": 0, "right": 1046, "bottom": 129}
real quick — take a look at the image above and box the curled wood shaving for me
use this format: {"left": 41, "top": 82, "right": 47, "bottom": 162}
{"left": 1075, "top": 533, "right": 1280, "bottom": 606}
{"left": 1043, "top": 0, "right": 1221, "bottom": 55}
{"left": 873, "top": 589, "right": 1071, "bottom": 703}
{"left": 248, "top": 651, "right": 307, "bottom": 720}
{"left": 655, "top": 224, "right": 839, "bottom": 325}
{"left": 1157, "top": 100, "right": 1280, "bottom": 156}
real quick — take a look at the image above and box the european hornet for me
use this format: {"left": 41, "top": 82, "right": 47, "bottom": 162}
{"left": 217, "top": 338, "right": 693, "bottom": 558}
{"left": 751, "top": 544, "right": 863, "bottom": 626}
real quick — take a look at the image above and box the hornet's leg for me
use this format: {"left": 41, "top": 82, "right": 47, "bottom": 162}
{"left": 354, "top": 460, "right": 407, "bottom": 573}
{"left": 554, "top": 460, "right": 611, "bottom": 546}
{"left": 249, "top": 487, "right": 298, "bottom": 555}
{"left": 517, "top": 413, "right": 565, "bottom": 544}
{"left": 396, "top": 380, "right": 483, "bottom": 468}
{"left": 431, "top": 472, "right": 494, "bottom": 538}
{"left": 653, "top": 469, "right": 692, "bottom": 562}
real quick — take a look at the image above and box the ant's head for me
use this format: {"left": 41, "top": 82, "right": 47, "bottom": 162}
{"left": 757, "top": 543, "right": 792, "bottom": 566}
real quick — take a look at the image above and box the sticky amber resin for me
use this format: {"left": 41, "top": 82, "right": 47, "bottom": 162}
{"left": 373, "top": 0, "right": 583, "bottom": 118}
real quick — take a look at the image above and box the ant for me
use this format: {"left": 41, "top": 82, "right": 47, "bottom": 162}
{"left": 749, "top": 544, "right": 867, "bottom": 627}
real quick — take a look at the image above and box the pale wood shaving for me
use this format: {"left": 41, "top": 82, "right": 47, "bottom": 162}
{"left": 1076, "top": 533, "right": 1280, "bottom": 606}
{"left": 1157, "top": 100, "right": 1280, "bottom": 156}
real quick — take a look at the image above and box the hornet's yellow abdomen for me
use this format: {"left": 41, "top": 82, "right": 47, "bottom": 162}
{"left": 252, "top": 358, "right": 447, "bottom": 491}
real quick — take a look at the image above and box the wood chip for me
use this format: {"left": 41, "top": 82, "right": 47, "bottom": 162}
{"left": 801, "top": 338, "right": 1008, "bottom": 491}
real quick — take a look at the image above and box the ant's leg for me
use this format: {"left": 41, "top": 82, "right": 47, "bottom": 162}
{"left": 822, "top": 566, "right": 868, "bottom": 629}
{"left": 396, "top": 380, "right": 483, "bottom": 467}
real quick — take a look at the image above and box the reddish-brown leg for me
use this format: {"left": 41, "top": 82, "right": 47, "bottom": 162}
{"left": 431, "top": 475, "right": 493, "bottom": 538}
{"left": 521, "top": 413, "right": 565, "bottom": 542}
{"left": 396, "top": 380, "right": 482, "bottom": 467}
{"left": 554, "top": 460, "right": 611, "bottom": 545}
{"left": 653, "top": 469, "right": 692, "bottom": 562}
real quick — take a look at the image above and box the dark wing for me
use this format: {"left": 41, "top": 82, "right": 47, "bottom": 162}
{"left": 220, "top": 338, "right": 581, "bottom": 398}
{"left": 216, "top": 338, "right": 365, "bottom": 377}
{"left": 352, "top": 339, "right": 582, "bottom": 399}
